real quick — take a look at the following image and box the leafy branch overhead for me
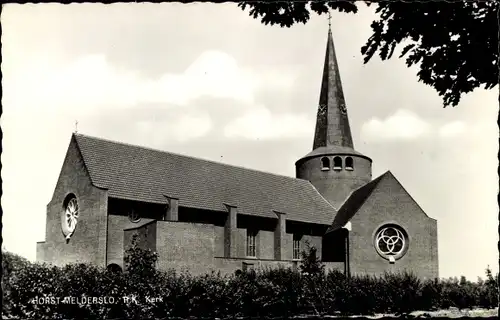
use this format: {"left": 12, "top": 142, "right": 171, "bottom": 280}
{"left": 238, "top": 1, "right": 499, "bottom": 107}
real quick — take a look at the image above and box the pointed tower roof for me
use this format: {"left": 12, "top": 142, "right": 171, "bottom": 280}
{"left": 313, "top": 26, "right": 353, "bottom": 150}
{"left": 297, "top": 25, "right": 371, "bottom": 163}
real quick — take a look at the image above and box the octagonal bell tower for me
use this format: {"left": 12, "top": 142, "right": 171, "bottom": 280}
{"left": 296, "top": 27, "right": 372, "bottom": 209}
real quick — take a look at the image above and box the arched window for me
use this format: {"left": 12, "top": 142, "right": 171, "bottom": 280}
{"left": 107, "top": 263, "right": 123, "bottom": 273}
{"left": 333, "top": 156, "right": 342, "bottom": 170}
{"left": 321, "top": 157, "right": 330, "bottom": 171}
{"left": 345, "top": 157, "right": 354, "bottom": 170}
{"left": 129, "top": 209, "right": 140, "bottom": 223}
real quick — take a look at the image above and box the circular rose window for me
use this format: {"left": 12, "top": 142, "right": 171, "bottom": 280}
{"left": 61, "top": 194, "right": 79, "bottom": 240}
{"left": 374, "top": 225, "right": 408, "bottom": 261}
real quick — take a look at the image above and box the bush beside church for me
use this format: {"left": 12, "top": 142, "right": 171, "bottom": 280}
{"left": 3, "top": 245, "right": 498, "bottom": 320}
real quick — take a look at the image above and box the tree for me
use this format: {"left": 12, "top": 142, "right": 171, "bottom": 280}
{"left": 124, "top": 233, "right": 159, "bottom": 278}
{"left": 299, "top": 244, "right": 326, "bottom": 315}
{"left": 299, "top": 244, "right": 325, "bottom": 277}
{"left": 238, "top": 1, "right": 498, "bottom": 108}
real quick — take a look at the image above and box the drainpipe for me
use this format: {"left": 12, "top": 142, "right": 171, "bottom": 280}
{"left": 346, "top": 232, "right": 351, "bottom": 278}
{"left": 342, "top": 222, "right": 352, "bottom": 278}
{"left": 344, "top": 235, "right": 348, "bottom": 276}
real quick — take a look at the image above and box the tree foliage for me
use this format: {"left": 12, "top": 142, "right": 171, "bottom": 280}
{"left": 3, "top": 253, "right": 499, "bottom": 319}
{"left": 238, "top": 1, "right": 499, "bottom": 107}
{"left": 124, "top": 233, "right": 159, "bottom": 278}
{"left": 299, "top": 243, "right": 325, "bottom": 277}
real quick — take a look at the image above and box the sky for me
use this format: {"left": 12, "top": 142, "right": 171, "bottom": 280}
{"left": 2, "top": 3, "right": 498, "bottom": 280}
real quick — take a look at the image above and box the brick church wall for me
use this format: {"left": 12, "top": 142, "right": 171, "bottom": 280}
{"left": 283, "top": 233, "right": 293, "bottom": 260}
{"left": 36, "top": 137, "right": 108, "bottom": 267}
{"left": 106, "top": 215, "right": 156, "bottom": 268}
{"left": 155, "top": 221, "right": 218, "bottom": 275}
{"left": 258, "top": 231, "right": 275, "bottom": 259}
{"left": 123, "top": 221, "right": 157, "bottom": 253}
{"left": 348, "top": 174, "right": 439, "bottom": 279}
{"left": 114, "top": 212, "right": 328, "bottom": 276}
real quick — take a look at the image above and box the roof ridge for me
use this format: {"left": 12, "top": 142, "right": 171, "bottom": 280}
{"left": 342, "top": 172, "right": 385, "bottom": 206}
{"left": 308, "top": 181, "right": 339, "bottom": 212}
{"left": 73, "top": 133, "right": 307, "bottom": 184}
{"left": 70, "top": 134, "right": 108, "bottom": 190}
{"left": 326, "top": 172, "right": 389, "bottom": 234}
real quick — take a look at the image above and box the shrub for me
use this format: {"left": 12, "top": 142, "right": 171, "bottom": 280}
{"left": 262, "top": 266, "right": 305, "bottom": 316}
{"left": 123, "top": 233, "right": 159, "bottom": 279}
{"left": 299, "top": 243, "right": 325, "bottom": 278}
{"left": 419, "top": 278, "right": 444, "bottom": 311}
{"left": 3, "top": 247, "right": 499, "bottom": 319}
{"left": 381, "top": 271, "right": 422, "bottom": 315}
{"left": 478, "top": 266, "right": 499, "bottom": 308}
{"left": 2, "top": 250, "right": 30, "bottom": 318}
{"left": 299, "top": 244, "right": 326, "bottom": 315}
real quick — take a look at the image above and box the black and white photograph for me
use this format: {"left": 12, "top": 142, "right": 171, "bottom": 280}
{"left": 2, "top": 2, "right": 499, "bottom": 319}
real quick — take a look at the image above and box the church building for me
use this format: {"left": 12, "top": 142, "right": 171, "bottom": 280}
{"left": 36, "top": 28, "right": 439, "bottom": 279}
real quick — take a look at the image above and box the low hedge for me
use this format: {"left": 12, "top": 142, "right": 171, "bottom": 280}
{"left": 2, "top": 245, "right": 498, "bottom": 319}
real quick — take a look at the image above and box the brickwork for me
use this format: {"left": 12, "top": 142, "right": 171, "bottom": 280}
{"left": 214, "top": 257, "right": 299, "bottom": 275}
{"left": 106, "top": 215, "right": 155, "bottom": 268}
{"left": 111, "top": 214, "right": 327, "bottom": 276}
{"left": 296, "top": 155, "right": 372, "bottom": 209}
{"left": 274, "top": 212, "right": 286, "bottom": 260}
{"left": 282, "top": 233, "right": 293, "bottom": 260}
{"left": 36, "top": 137, "right": 108, "bottom": 267}
{"left": 224, "top": 205, "right": 238, "bottom": 257}
{"left": 324, "top": 262, "right": 344, "bottom": 273}
{"left": 213, "top": 225, "right": 226, "bottom": 257}
{"left": 123, "top": 221, "right": 157, "bottom": 254}
{"left": 165, "top": 197, "right": 179, "bottom": 221}
{"left": 348, "top": 173, "right": 439, "bottom": 279}
{"left": 259, "top": 231, "right": 275, "bottom": 259}
{"left": 155, "top": 221, "right": 217, "bottom": 275}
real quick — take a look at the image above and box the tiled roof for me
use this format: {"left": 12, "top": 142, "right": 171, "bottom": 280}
{"left": 326, "top": 171, "right": 389, "bottom": 233}
{"left": 73, "top": 134, "right": 337, "bottom": 225}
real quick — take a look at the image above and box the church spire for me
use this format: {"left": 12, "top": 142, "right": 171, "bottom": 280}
{"left": 312, "top": 22, "right": 354, "bottom": 150}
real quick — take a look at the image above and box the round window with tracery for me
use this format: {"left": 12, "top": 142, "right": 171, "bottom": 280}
{"left": 61, "top": 194, "right": 79, "bottom": 240}
{"left": 374, "top": 225, "right": 408, "bottom": 261}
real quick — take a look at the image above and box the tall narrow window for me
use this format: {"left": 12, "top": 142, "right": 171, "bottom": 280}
{"left": 246, "top": 230, "right": 257, "bottom": 257}
{"left": 321, "top": 157, "right": 330, "bottom": 171}
{"left": 293, "top": 234, "right": 301, "bottom": 260}
{"left": 333, "top": 156, "right": 342, "bottom": 170}
{"left": 345, "top": 157, "right": 354, "bottom": 171}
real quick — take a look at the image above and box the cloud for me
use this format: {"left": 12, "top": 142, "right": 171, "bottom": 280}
{"left": 3, "top": 50, "right": 297, "bottom": 117}
{"left": 135, "top": 112, "right": 212, "bottom": 145}
{"left": 438, "top": 121, "right": 466, "bottom": 138}
{"left": 360, "top": 109, "right": 431, "bottom": 142}
{"left": 224, "top": 107, "right": 314, "bottom": 140}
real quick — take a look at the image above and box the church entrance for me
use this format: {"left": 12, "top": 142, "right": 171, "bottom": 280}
{"left": 322, "top": 228, "right": 350, "bottom": 276}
